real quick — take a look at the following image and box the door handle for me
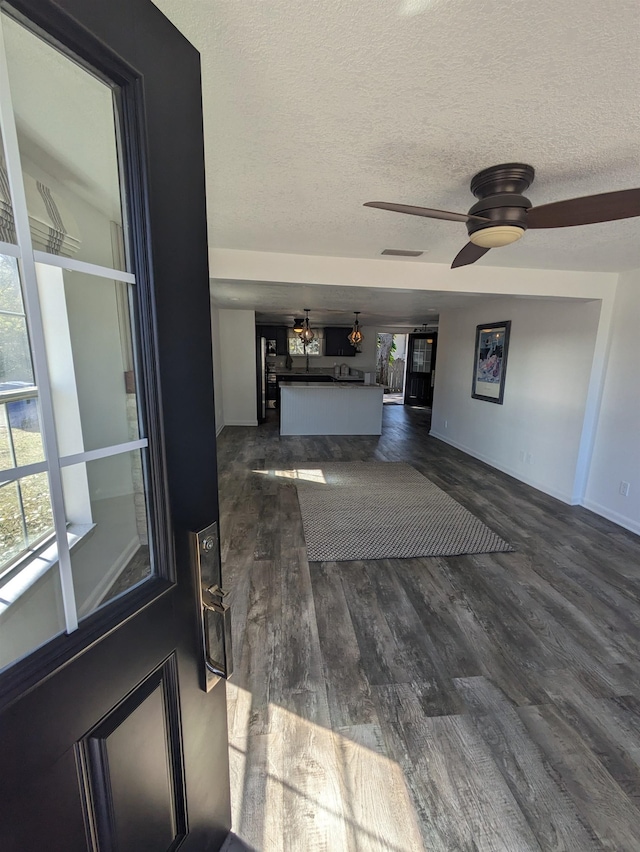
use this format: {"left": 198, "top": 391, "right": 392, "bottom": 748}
{"left": 201, "top": 584, "right": 229, "bottom": 614}
{"left": 190, "top": 523, "right": 233, "bottom": 691}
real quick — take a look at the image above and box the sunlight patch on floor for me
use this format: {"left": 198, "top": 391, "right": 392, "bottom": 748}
{"left": 252, "top": 468, "right": 327, "bottom": 484}
{"left": 226, "top": 683, "right": 423, "bottom": 852}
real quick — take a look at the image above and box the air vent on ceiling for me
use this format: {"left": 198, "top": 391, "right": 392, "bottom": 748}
{"left": 381, "top": 248, "right": 424, "bottom": 257}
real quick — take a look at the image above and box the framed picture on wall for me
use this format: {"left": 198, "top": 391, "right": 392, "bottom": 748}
{"left": 472, "top": 320, "right": 511, "bottom": 404}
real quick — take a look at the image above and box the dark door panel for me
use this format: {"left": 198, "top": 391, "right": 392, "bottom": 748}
{"left": 78, "top": 656, "right": 187, "bottom": 852}
{"left": 404, "top": 332, "right": 438, "bottom": 406}
{"left": 0, "top": 0, "right": 230, "bottom": 848}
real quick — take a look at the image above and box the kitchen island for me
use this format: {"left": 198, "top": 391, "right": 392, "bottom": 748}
{"left": 280, "top": 381, "right": 384, "bottom": 436}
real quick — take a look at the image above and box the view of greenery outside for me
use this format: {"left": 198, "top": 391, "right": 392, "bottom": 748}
{"left": 0, "top": 254, "right": 54, "bottom": 571}
{"left": 0, "top": 467, "right": 53, "bottom": 566}
{"left": 288, "top": 335, "right": 321, "bottom": 356}
{"left": 0, "top": 255, "right": 34, "bottom": 385}
{"left": 376, "top": 333, "right": 397, "bottom": 386}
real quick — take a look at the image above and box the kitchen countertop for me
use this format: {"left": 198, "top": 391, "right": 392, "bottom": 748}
{"left": 279, "top": 381, "right": 381, "bottom": 389}
{"left": 273, "top": 370, "right": 331, "bottom": 376}
{"left": 274, "top": 371, "right": 365, "bottom": 382}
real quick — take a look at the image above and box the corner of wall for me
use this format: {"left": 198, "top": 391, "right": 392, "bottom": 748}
{"left": 582, "top": 268, "right": 640, "bottom": 535}
{"left": 217, "top": 308, "right": 257, "bottom": 427}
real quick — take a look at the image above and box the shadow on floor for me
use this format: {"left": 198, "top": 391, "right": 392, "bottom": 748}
{"left": 221, "top": 832, "right": 258, "bottom": 852}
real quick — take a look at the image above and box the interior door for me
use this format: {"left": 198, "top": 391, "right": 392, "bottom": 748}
{"left": 0, "top": 2, "right": 231, "bottom": 850}
{"left": 404, "top": 332, "right": 438, "bottom": 406}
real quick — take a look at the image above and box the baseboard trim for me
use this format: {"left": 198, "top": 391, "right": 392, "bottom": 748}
{"left": 581, "top": 499, "right": 640, "bottom": 536}
{"left": 429, "top": 430, "right": 573, "bottom": 505}
{"left": 224, "top": 420, "right": 258, "bottom": 427}
{"left": 216, "top": 422, "right": 225, "bottom": 436}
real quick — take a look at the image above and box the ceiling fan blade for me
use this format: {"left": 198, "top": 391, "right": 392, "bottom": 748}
{"left": 364, "top": 201, "right": 489, "bottom": 224}
{"left": 451, "top": 242, "right": 491, "bottom": 269}
{"left": 527, "top": 188, "right": 640, "bottom": 229}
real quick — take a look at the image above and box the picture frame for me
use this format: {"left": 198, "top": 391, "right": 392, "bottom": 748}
{"left": 472, "top": 320, "right": 511, "bottom": 404}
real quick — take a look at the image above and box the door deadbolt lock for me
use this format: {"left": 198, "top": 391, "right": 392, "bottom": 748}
{"left": 201, "top": 536, "right": 215, "bottom": 553}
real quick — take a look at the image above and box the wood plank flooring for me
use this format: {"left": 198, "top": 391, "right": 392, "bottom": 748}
{"left": 217, "top": 406, "right": 640, "bottom": 851}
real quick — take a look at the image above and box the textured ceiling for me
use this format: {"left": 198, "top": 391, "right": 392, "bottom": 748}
{"left": 154, "top": 0, "right": 640, "bottom": 272}
{"left": 212, "top": 279, "right": 588, "bottom": 329}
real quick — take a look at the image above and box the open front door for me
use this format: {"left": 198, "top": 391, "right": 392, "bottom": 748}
{"left": 0, "top": 1, "right": 231, "bottom": 849}
{"left": 404, "top": 332, "right": 438, "bottom": 407}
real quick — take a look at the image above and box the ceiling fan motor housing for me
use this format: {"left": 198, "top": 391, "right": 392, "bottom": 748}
{"left": 466, "top": 163, "right": 535, "bottom": 243}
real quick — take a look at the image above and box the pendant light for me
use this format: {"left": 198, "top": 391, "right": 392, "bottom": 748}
{"left": 292, "top": 317, "right": 304, "bottom": 333}
{"left": 348, "top": 311, "right": 363, "bottom": 347}
{"left": 300, "top": 308, "right": 315, "bottom": 342}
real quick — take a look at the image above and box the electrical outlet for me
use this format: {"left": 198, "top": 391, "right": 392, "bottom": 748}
{"left": 525, "top": 452, "right": 533, "bottom": 465}
{"left": 619, "top": 481, "right": 631, "bottom": 497}
{"left": 518, "top": 450, "right": 525, "bottom": 462}
{"left": 444, "top": 420, "right": 448, "bottom": 429}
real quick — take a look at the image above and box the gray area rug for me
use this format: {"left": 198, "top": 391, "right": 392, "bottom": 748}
{"left": 295, "top": 461, "right": 514, "bottom": 561}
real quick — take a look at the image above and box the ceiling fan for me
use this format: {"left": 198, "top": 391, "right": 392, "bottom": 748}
{"left": 364, "top": 163, "right": 640, "bottom": 269}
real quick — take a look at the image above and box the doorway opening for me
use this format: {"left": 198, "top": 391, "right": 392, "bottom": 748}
{"left": 376, "top": 333, "right": 408, "bottom": 404}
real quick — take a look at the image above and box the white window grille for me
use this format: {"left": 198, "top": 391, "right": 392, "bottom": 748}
{"left": 0, "top": 12, "right": 153, "bottom": 671}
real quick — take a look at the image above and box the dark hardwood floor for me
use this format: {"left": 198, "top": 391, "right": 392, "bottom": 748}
{"left": 217, "top": 406, "right": 640, "bottom": 851}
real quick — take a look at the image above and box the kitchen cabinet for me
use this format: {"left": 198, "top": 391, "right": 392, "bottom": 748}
{"left": 324, "top": 326, "right": 356, "bottom": 357}
{"left": 256, "top": 324, "right": 288, "bottom": 355}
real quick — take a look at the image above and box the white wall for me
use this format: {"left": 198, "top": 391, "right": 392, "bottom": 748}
{"left": 211, "top": 248, "right": 617, "bottom": 301}
{"left": 431, "top": 296, "right": 601, "bottom": 503}
{"left": 584, "top": 269, "right": 640, "bottom": 534}
{"left": 217, "top": 309, "right": 257, "bottom": 426}
{"left": 210, "top": 300, "right": 225, "bottom": 434}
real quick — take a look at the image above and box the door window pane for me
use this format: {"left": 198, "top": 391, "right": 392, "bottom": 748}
{"left": 0, "top": 479, "right": 26, "bottom": 563}
{"left": 0, "top": 131, "right": 17, "bottom": 245}
{"left": 0, "top": 255, "right": 51, "bottom": 575}
{"left": 411, "top": 338, "right": 432, "bottom": 373}
{"left": 0, "top": 315, "right": 33, "bottom": 384}
{"left": 22, "top": 472, "right": 54, "bottom": 544}
{"left": 65, "top": 451, "right": 151, "bottom": 619}
{"left": 0, "top": 549, "right": 65, "bottom": 672}
{"left": 0, "top": 11, "right": 159, "bottom": 670}
{"left": 7, "top": 395, "right": 44, "bottom": 468}
{"left": 0, "top": 254, "right": 22, "bottom": 312}
{"left": 2, "top": 14, "right": 127, "bottom": 270}
{"left": 36, "top": 264, "right": 140, "bottom": 454}
{"left": 0, "top": 255, "right": 34, "bottom": 385}
{"left": 0, "top": 472, "right": 53, "bottom": 567}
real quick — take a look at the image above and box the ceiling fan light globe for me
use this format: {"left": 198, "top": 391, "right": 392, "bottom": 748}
{"left": 293, "top": 318, "right": 304, "bottom": 333}
{"left": 470, "top": 226, "right": 525, "bottom": 248}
